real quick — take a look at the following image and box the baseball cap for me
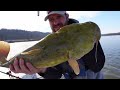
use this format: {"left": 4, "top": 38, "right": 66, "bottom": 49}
{"left": 44, "top": 11, "right": 66, "bottom": 21}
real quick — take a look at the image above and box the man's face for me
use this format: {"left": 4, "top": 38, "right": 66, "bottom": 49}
{"left": 48, "top": 14, "right": 68, "bottom": 33}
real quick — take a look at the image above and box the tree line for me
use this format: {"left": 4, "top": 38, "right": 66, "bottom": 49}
{"left": 0, "top": 28, "right": 50, "bottom": 42}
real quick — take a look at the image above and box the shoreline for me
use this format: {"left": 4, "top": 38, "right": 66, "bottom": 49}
{"left": 5, "top": 39, "right": 40, "bottom": 43}
{"left": 3, "top": 34, "right": 120, "bottom": 43}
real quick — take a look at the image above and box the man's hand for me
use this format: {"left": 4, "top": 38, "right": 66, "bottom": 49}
{"left": 9, "top": 58, "right": 46, "bottom": 75}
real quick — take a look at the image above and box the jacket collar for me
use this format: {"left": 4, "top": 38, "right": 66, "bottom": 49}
{"left": 68, "top": 18, "right": 79, "bottom": 25}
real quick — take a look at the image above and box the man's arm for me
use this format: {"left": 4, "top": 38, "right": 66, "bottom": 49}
{"left": 38, "top": 65, "right": 63, "bottom": 79}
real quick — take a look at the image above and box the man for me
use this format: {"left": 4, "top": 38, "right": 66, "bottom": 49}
{"left": 9, "top": 11, "right": 105, "bottom": 79}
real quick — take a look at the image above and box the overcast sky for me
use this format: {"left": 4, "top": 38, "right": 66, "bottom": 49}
{"left": 0, "top": 11, "right": 120, "bottom": 34}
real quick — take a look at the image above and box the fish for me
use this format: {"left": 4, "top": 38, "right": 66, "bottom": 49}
{"left": 0, "top": 21, "right": 101, "bottom": 75}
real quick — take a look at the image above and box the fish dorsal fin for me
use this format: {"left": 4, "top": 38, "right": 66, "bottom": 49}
{"left": 68, "top": 59, "right": 80, "bottom": 75}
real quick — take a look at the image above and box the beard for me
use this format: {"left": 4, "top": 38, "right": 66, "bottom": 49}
{"left": 52, "top": 23, "right": 66, "bottom": 32}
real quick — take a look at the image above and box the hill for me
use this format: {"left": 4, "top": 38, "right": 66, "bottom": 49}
{"left": 0, "top": 28, "right": 50, "bottom": 43}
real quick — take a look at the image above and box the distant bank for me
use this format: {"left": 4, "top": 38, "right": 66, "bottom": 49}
{"left": 102, "top": 32, "right": 120, "bottom": 36}
{"left": 0, "top": 29, "right": 50, "bottom": 43}
{"left": 0, "top": 28, "right": 120, "bottom": 43}
{"left": 5, "top": 39, "right": 40, "bottom": 43}
{"left": 6, "top": 33, "right": 120, "bottom": 43}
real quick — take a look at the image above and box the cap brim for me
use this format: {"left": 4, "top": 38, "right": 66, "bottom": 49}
{"left": 44, "top": 11, "right": 66, "bottom": 21}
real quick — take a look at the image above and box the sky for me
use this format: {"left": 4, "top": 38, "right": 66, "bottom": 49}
{"left": 0, "top": 11, "right": 120, "bottom": 34}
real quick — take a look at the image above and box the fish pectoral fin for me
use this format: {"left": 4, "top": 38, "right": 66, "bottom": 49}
{"left": 68, "top": 59, "right": 80, "bottom": 75}
{"left": 95, "top": 41, "right": 98, "bottom": 63}
{"left": 21, "top": 49, "right": 41, "bottom": 56}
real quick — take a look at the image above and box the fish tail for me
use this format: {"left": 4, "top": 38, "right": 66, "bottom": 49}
{"left": 0, "top": 56, "right": 9, "bottom": 67}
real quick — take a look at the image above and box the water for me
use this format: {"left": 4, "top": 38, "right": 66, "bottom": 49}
{"left": 100, "top": 35, "right": 120, "bottom": 79}
{"left": 0, "top": 36, "right": 120, "bottom": 79}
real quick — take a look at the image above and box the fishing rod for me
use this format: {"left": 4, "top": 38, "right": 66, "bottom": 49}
{"left": 0, "top": 70, "right": 42, "bottom": 79}
{"left": 0, "top": 70, "right": 22, "bottom": 79}
{"left": 37, "top": 11, "right": 40, "bottom": 16}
